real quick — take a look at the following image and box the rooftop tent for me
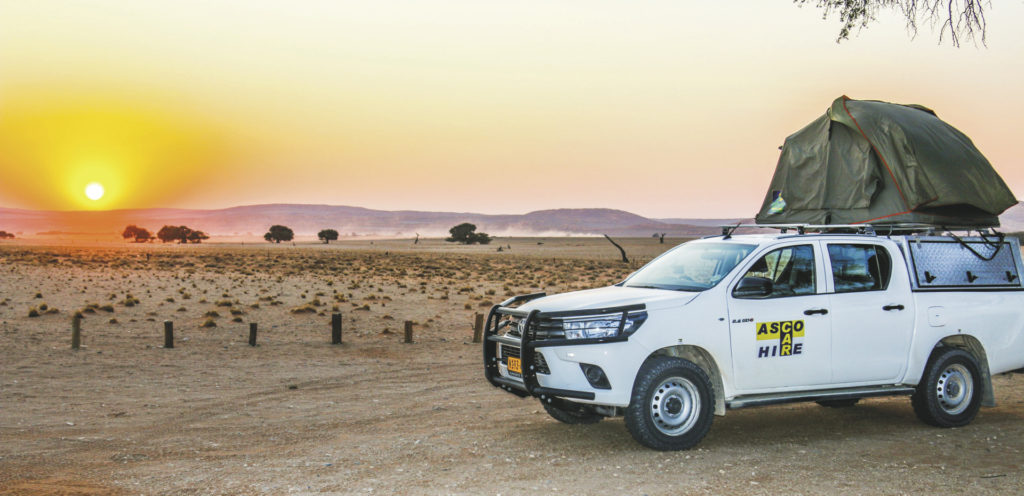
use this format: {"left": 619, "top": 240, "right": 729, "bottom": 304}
{"left": 755, "top": 96, "right": 1017, "bottom": 227}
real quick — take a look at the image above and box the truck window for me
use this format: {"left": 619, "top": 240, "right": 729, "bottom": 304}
{"left": 623, "top": 242, "right": 756, "bottom": 291}
{"left": 827, "top": 244, "right": 892, "bottom": 293}
{"left": 737, "top": 245, "right": 816, "bottom": 297}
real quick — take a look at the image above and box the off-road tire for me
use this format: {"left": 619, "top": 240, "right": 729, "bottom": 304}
{"left": 911, "top": 348, "right": 983, "bottom": 428}
{"left": 625, "top": 356, "right": 714, "bottom": 451}
{"left": 542, "top": 400, "right": 604, "bottom": 425}
{"left": 816, "top": 398, "right": 860, "bottom": 408}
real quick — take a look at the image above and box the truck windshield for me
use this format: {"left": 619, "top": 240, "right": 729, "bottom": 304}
{"left": 624, "top": 242, "right": 756, "bottom": 291}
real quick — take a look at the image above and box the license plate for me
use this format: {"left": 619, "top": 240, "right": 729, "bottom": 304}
{"left": 507, "top": 356, "right": 522, "bottom": 374}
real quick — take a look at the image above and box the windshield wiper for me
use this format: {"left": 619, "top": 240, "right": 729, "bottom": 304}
{"left": 672, "top": 286, "right": 705, "bottom": 292}
{"left": 625, "top": 284, "right": 666, "bottom": 290}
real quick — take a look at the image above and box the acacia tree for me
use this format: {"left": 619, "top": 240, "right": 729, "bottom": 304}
{"left": 187, "top": 230, "right": 209, "bottom": 244}
{"left": 157, "top": 225, "right": 193, "bottom": 244}
{"left": 0, "top": 231, "right": 14, "bottom": 239}
{"left": 265, "top": 225, "right": 294, "bottom": 243}
{"left": 799, "top": 0, "right": 989, "bottom": 47}
{"left": 445, "top": 223, "right": 492, "bottom": 245}
{"left": 122, "top": 225, "right": 152, "bottom": 243}
{"left": 317, "top": 229, "right": 339, "bottom": 244}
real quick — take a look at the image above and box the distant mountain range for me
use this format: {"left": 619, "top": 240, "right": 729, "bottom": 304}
{"left": 2, "top": 202, "right": 1022, "bottom": 240}
{"left": 0, "top": 204, "right": 750, "bottom": 239}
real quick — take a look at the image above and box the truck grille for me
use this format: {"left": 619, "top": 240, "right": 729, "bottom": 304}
{"left": 503, "top": 316, "right": 565, "bottom": 341}
{"left": 500, "top": 345, "right": 521, "bottom": 377}
{"left": 500, "top": 345, "right": 551, "bottom": 375}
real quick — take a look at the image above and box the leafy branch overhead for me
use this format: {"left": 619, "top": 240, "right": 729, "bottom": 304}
{"left": 798, "top": 0, "right": 989, "bottom": 47}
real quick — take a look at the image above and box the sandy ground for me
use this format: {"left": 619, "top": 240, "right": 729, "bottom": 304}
{"left": 1, "top": 238, "right": 1022, "bottom": 495}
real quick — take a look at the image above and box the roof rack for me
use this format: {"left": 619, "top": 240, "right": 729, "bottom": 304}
{"left": 720, "top": 223, "right": 1002, "bottom": 238}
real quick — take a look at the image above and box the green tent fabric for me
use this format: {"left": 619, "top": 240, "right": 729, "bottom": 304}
{"left": 755, "top": 96, "right": 1017, "bottom": 227}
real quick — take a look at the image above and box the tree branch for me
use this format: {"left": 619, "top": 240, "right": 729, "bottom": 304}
{"left": 603, "top": 234, "right": 629, "bottom": 264}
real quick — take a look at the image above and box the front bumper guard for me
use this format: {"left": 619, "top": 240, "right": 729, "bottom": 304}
{"left": 482, "top": 292, "right": 645, "bottom": 402}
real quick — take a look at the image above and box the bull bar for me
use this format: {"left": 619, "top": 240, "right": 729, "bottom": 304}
{"left": 483, "top": 292, "right": 645, "bottom": 402}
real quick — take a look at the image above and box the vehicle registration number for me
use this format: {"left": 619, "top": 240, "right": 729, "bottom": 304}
{"left": 507, "top": 356, "right": 522, "bottom": 374}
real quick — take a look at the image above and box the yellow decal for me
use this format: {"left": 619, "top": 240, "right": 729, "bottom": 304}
{"left": 755, "top": 320, "right": 805, "bottom": 340}
{"left": 755, "top": 320, "right": 805, "bottom": 358}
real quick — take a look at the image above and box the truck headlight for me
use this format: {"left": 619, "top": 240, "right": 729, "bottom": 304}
{"left": 562, "top": 312, "right": 647, "bottom": 340}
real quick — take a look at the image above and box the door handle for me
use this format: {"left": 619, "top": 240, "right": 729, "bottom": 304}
{"left": 803, "top": 308, "right": 828, "bottom": 315}
{"left": 883, "top": 304, "right": 905, "bottom": 311}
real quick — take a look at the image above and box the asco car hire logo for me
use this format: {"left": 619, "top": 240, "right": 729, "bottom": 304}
{"left": 756, "top": 320, "right": 804, "bottom": 358}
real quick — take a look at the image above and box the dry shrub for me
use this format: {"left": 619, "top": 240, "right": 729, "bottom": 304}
{"left": 290, "top": 304, "right": 317, "bottom": 314}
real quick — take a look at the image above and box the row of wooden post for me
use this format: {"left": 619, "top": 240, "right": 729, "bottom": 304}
{"left": 71, "top": 311, "right": 489, "bottom": 349}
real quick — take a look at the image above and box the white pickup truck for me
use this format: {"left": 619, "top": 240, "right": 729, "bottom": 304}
{"left": 483, "top": 226, "right": 1024, "bottom": 450}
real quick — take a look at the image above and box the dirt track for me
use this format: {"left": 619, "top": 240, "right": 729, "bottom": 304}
{"left": 1, "top": 241, "right": 1022, "bottom": 495}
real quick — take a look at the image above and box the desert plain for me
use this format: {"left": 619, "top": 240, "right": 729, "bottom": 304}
{"left": 0, "top": 237, "right": 1022, "bottom": 495}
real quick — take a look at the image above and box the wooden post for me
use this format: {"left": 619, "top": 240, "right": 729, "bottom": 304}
{"left": 473, "top": 312, "right": 484, "bottom": 343}
{"left": 163, "top": 320, "right": 174, "bottom": 349}
{"left": 331, "top": 313, "right": 342, "bottom": 344}
{"left": 404, "top": 320, "right": 413, "bottom": 344}
{"left": 71, "top": 314, "right": 82, "bottom": 350}
{"left": 249, "top": 322, "right": 258, "bottom": 346}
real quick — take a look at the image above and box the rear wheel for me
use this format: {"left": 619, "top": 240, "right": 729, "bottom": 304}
{"left": 542, "top": 400, "right": 603, "bottom": 425}
{"left": 912, "top": 348, "right": 983, "bottom": 427}
{"left": 816, "top": 398, "right": 860, "bottom": 408}
{"left": 625, "top": 357, "right": 714, "bottom": 451}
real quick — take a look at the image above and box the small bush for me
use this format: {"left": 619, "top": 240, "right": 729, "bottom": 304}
{"left": 201, "top": 318, "right": 217, "bottom": 328}
{"left": 203, "top": 310, "right": 220, "bottom": 318}
{"left": 290, "top": 304, "right": 317, "bottom": 314}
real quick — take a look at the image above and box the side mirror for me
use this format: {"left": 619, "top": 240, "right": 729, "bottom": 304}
{"left": 733, "top": 277, "right": 773, "bottom": 298}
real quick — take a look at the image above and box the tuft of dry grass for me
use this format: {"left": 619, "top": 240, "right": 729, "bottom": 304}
{"left": 290, "top": 304, "right": 317, "bottom": 314}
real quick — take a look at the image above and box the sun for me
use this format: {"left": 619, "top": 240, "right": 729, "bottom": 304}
{"left": 84, "top": 182, "right": 105, "bottom": 201}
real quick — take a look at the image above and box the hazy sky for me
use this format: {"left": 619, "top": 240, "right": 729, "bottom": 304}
{"left": 1, "top": 1, "right": 1022, "bottom": 218}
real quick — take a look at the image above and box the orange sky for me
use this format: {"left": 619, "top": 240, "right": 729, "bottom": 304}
{"left": 1, "top": 1, "right": 1022, "bottom": 218}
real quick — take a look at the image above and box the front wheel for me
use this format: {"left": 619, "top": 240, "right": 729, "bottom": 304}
{"left": 911, "top": 348, "right": 983, "bottom": 428}
{"left": 625, "top": 357, "right": 714, "bottom": 451}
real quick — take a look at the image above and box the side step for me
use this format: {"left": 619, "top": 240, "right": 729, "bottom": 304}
{"left": 727, "top": 385, "right": 916, "bottom": 410}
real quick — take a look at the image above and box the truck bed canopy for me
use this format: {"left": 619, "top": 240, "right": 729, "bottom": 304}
{"left": 755, "top": 96, "right": 1017, "bottom": 227}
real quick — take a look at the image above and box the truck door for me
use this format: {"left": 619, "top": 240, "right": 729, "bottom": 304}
{"left": 728, "top": 243, "right": 832, "bottom": 391}
{"left": 825, "top": 242, "right": 914, "bottom": 383}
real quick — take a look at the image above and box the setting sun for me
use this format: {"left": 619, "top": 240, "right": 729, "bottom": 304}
{"left": 84, "top": 182, "right": 105, "bottom": 201}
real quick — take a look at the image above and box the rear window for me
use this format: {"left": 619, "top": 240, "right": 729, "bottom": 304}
{"left": 827, "top": 244, "right": 892, "bottom": 293}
